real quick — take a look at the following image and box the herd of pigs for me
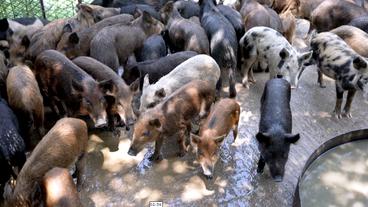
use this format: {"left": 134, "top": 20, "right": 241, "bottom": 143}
{"left": 0, "top": 0, "right": 368, "bottom": 206}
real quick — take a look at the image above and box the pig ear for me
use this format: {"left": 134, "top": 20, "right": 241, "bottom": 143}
{"left": 143, "top": 74, "right": 150, "bottom": 89}
{"left": 256, "top": 132, "right": 271, "bottom": 145}
{"left": 99, "top": 79, "right": 115, "bottom": 94}
{"left": 63, "top": 23, "right": 73, "bottom": 33}
{"left": 21, "top": 35, "right": 30, "bottom": 48}
{"left": 298, "top": 51, "right": 313, "bottom": 64}
{"left": 142, "top": 11, "right": 154, "bottom": 23}
{"left": 133, "top": 9, "right": 142, "bottom": 19}
{"left": 72, "top": 79, "right": 84, "bottom": 93}
{"left": 190, "top": 133, "right": 201, "bottom": 145}
{"left": 0, "top": 18, "right": 9, "bottom": 32}
{"left": 279, "top": 48, "right": 290, "bottom": 60}
{"left": 214, "top": 134, "right": 226, "bottom": 145}
{"left": 149, "top": 118, "right": 161, "bottom": 128}
{"left": 79, "top": 4, "right": 93, "bottom": 13}
{"left": 155, "top": 88, "right": 166, "bottom": 98}
{"left": 353, "top": 56, "right": 368, "bottom": 70}
{"left": 130, "top": 78, "right": 140, "bottom": 93}
{"left": 285, "top": 133, "right": 300, "bottom": 144}
{"left": 69, "top": 32, "right": 79, "bottom": 44}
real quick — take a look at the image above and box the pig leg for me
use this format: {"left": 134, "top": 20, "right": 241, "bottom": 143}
{"left": 177, "top": 123, "right": 189, "bottom": 157}
{"left": 232, "top": 118, "right": 239, "bottom": 142}
{"left": 257, "top": 156, "right": 266, "bottom": 173}
{"left": 241, "top": 48, "right": 257, "bottom": 88}
{"left": 149, "top": 137, "right": 164, "bottom": 161}
{"left": 229, "top": 69, "right": 237, "bottom": 98}
{"left": 342, "top": 89, "right": 356, "bottom": 118}
{"left": 333, "top": 85, "right": 344, "bottom": 119}
{"left": 318, "top": 70, "right": 326, "bottom": 88}
{"left": 75, "top": 152, "right": 87, "bottom": 191}
{"left": 216, "top": 76, "right": 223, "bottom": 98}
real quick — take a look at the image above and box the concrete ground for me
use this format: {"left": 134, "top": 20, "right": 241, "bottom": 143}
{"left": 79, "top": 66, "right": 368, "bottom": 206}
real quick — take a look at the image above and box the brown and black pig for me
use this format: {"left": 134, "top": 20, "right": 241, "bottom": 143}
{"left": 191, "top": 98, "right": 240, "bottom": 179}
{"left": 5, "top": 118, "right": 88, "bottom": 207}
{"left": 57, "top": 14, "right": 134, "bottom": 59}
{"left": 72, "top": 56, "right": 139, "bottom": 130}
{"left": 34, "top": 50, "right": 112, "bottom": 128}
{"left": 90, "top": 11, "right": 164, "bottom": 72}
{"left": 256, "top": 78, "right": 299, "bottom": 182}
{"left": 128, "top": 80, "right": 216, "bottom": 161}
{"left": 160, "top": 1, "right": 209, "bottom": 54}
{"left": 6, "top": 65, "right": 44, "bottom": 148}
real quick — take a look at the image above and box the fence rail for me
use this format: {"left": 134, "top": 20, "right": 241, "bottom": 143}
{"left": 0, "top": 0, "right": 91, "bottom": 20}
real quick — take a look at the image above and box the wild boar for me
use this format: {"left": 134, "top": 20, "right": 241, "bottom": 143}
{"left": 77, "top": 3, "right": 120, "bottom": 22}
{"left": 139, "top": 54, "right": 220, "bottom": 111}
{"left": 310, "top": 32, "right": 368, "bottom": 118}
{"left": 199, "top": 0, "right": 238, "bottom": 97}
{"left": 160, "top": 1, "right": 209, "bottom": 54}
{"left": 136, "top": 34, "right": 167, "bottom": 62}
{"left": 90, "top": 11, "right": 164, "bottom": 72}
{"left": 330, "top": 25, "right": 368, "bottom": 58}
{"left": 123, "top": 51, "right": 197, "bottom": 88}
{"left": 239, "top": 26, "right": 312, "bottom": 88}
{"left": 6, "top": 65, "right": 44, "bottom": 147}
{"left": 128, "top": 80, "right": 216, "bottom": 161}
{"left": 72, "top": 56, "right": 139, "bottom": 129}
{"left": 119, "top": 4, "right": 161, "bottom": 21}
{"left": 174, "top": 0, "right": 200, "bottom": 19}
{"left": 39, "top": 167, "right": 83, "bottom": 207}
{"left": 5, "top": 118, "right": 88, "bottom": 207}
{"left": 240, "top": 0, "right": 284, "bottom": 34}
{"left": 256, "top": 78, "right": 300, "bottom": 182}
{"left": 191, "top": 98, "right": 240, "bottom": 179}
{"left": 0, "top": 17, "right": 47, "bottom": 42}
{"left": 57, "top": 14, "right": 134, "bottom": 59}
{"left": 217, "top": 4, "right": 244, "bottom": 41}
{"left": 35, "top": 50, "right": 112, "bottom": 128}
{"left": 0, "top": 99, "right": 26, "bottom": 198}
{"left": 310, "top": 0, "right": 367, "bottom": 32}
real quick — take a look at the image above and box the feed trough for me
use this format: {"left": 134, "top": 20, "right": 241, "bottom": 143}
{"left": 293, "top": 129, "right": 368, "bottom": 207}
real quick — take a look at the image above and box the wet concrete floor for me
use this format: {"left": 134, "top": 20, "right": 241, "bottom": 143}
{"left": 79, "top": 65, "right": 368, "bottom": 206}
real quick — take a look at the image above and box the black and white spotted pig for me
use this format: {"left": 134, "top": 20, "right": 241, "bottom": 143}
{"left": 239, "top": 26, "right": 312, "bottom": 89}
{"left": 311, "top": 32, "right": 368, "bottom": 119}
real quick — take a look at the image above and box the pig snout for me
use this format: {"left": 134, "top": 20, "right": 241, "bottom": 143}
{"left": 272, "top": 175, "right": 283, "bottom": 182}
{"left": 201, "top": 163, "right": 214, "bottom": 180}
{"left": 94, "top": 118, "right": 108, "bottom": 128}
{"left": 127, "top": 147, "right": 138, "bottom": 156}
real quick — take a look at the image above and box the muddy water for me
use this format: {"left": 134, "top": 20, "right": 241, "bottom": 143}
{"left": 300, "top": 140, "right": 368, "bottom": 207}
{"left": 76, "top": 19, "right": 368, "bottom": 207}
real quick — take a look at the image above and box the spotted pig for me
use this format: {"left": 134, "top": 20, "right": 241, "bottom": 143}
{"left": 239, "top": 26, "right": 312, "bottom": 88}
{"left": 311, "top": 32, "right": 368, "bottom": 119}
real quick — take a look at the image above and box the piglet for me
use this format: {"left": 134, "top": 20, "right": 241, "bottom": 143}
{"left": 256, "top": 78, "right": 300, "bottom": 182}
{"left": 191, "top": 98, "right": 240, "bottom": 179}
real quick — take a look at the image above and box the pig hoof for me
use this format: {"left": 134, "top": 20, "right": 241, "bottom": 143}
{"left": 334, "top": 113, "right": 342, "bottom": 119}
{"left": 148, "top": 153, "right": 163, "bottom": 161}
{"left": 242, "top": 82, "right": 250, "bottom": 89}
{"left": 343, "top": 112, "right": 352, "bottom": 118}
{"left": 319, "top": 83, "right": 326, "bottom": 88}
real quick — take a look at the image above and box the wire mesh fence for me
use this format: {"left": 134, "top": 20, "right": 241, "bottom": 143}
{"left": 0, "top": 0, "right": 92, "bottom": 20}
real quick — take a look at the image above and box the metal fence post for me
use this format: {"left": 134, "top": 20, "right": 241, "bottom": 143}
{"left": 39, "top": 0, "right": 46, "bottom": 19}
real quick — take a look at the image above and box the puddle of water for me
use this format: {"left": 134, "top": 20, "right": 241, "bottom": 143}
{"left": 300, "top": 140, "right": 368, "bottom": 207}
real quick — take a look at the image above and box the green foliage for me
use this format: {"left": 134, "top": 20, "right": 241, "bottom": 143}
{"left": 0, "top": 0, "right": 92, "bottom": 21}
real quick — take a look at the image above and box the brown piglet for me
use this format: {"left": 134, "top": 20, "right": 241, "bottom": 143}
{"left": 128, "top": 80, "right": 216, "bottom": 161}
{"left": 5, "top": 118, "right": 88, "bottom": 207}
{"left": 191, "top": 98, "right": 240, "bottom": 179}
